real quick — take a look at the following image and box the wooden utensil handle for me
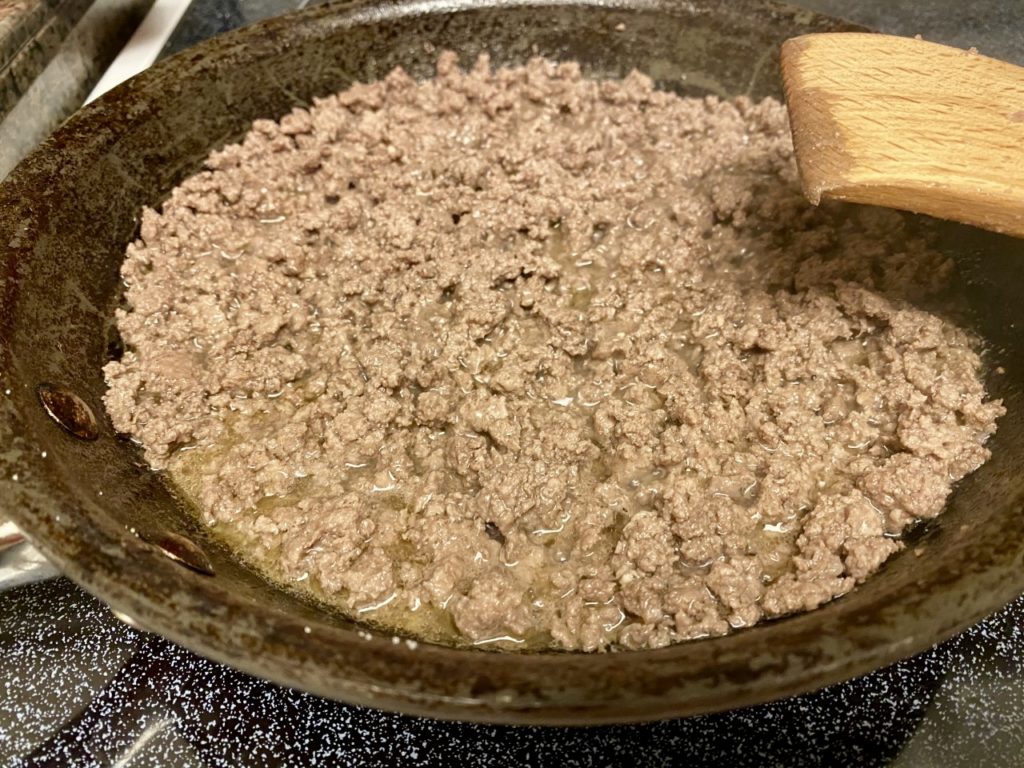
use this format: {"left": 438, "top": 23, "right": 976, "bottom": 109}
{"left": 782, "top": 33, "right": 1024, "bottom": 238}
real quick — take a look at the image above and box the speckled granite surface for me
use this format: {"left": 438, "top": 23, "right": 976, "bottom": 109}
{"left": 2, "top": 2, "right": 1024, "bottom": 765}
{"left": 2, "top": 578, "right": 1022, "bottom": 766}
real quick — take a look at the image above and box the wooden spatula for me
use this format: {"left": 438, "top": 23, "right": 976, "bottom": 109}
{"left": 781, "top": 33, "right": 1024, "bottom": 238}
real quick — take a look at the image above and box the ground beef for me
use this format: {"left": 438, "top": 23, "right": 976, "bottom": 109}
{"left": 103, "top": 53, "right": 1004, "bottom": 651}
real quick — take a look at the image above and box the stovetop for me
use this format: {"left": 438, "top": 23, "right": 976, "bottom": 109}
{"left": 3, "top": 578, "right": 1023, "bottom": 766}
{"left": 3, "top": 1, "right": 1024, "bottom": 765}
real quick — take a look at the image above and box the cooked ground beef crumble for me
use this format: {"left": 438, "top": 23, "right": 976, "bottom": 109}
{"left": 104, "top": 53, "right": 1003, "bottom": 650}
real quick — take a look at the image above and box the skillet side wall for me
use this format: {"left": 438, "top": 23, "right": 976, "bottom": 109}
{"left": 0, "top": 0, "right": 1022, "bottom": 725}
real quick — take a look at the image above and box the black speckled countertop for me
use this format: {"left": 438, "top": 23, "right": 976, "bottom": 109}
{"left": 3, "top": 579, "right": 1023, "bottom": 766}
{"left": 2, "top": 2, "right": 1024, "bottom": 766}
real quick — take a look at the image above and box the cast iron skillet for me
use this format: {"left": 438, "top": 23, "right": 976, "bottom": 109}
{"left": 0, "top": 0, "right": 1022, "bottom": 726}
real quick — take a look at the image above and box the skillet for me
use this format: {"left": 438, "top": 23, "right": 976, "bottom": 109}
{"left": 0, "top": 0, "right": 1022, "bottom": 725}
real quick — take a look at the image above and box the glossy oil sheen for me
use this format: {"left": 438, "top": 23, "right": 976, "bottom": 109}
{"left": 0, "top": 0, "right": 1022, "bottom": 725}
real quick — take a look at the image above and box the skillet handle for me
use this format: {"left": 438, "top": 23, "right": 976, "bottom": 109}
{"left": 0, "top": 516, "right": 60, "bottom": 591}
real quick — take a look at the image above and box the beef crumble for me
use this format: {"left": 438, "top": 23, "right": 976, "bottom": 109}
{"left": 103, "top": 53, "right": 1003, "bottom": 651}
